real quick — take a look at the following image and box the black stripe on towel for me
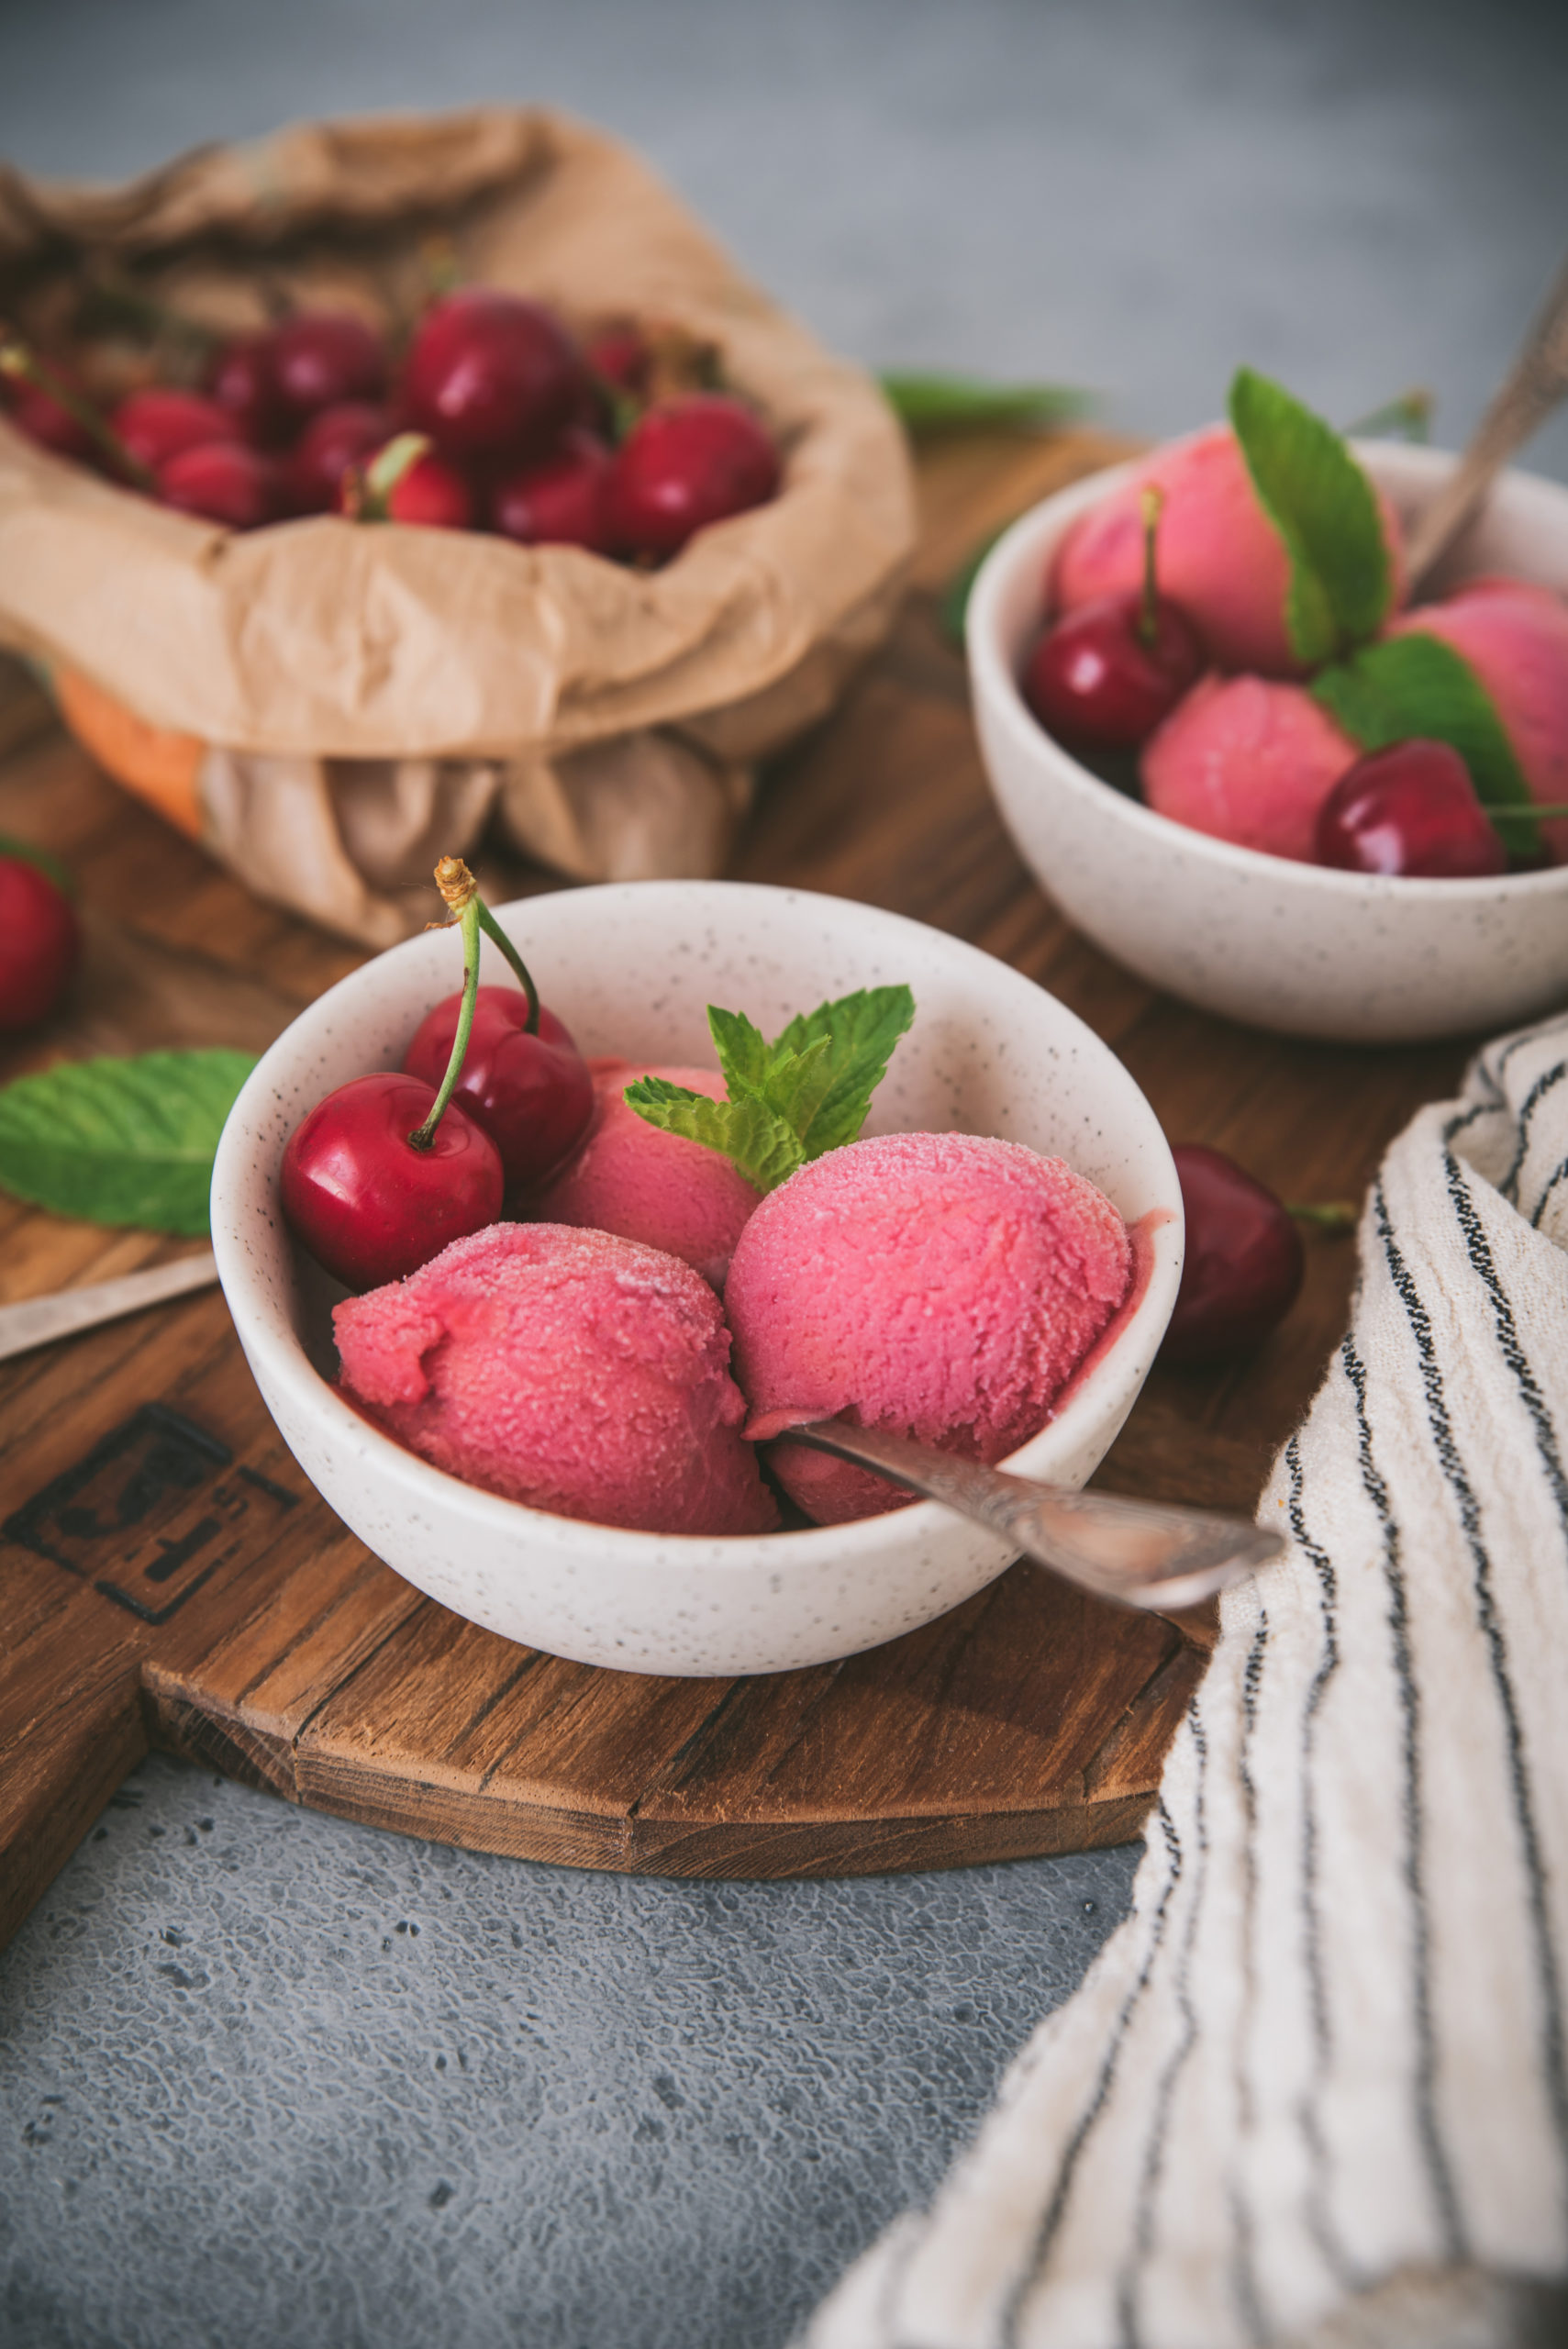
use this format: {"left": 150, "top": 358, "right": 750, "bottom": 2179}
{"left": 1285, "top": 1437, "right": 1361, "bottom": 2292}
{"left": 1376, "top": 1184, "right": 1568, "bottom": 2185}
{"left": 1341, "top": 1336, "right": 1465, "bottom": 2260}
{"left": 1227, "top": 1616, "right": 1272, "bottom": 2348}
{"left": 1116, "top": 1705, "right": 1211, "bottom": 2349}
{"left": 1498, "top": 1060, "right": 1567, "bottom": 1204}
{"left": 1531, "top": 1155, "right": 1568, "bottom": 1230}
{"left": 996, "top": 1800, "right": 1185, "bottom": 2349}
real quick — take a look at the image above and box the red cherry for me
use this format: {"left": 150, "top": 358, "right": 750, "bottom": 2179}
{"left": 490, "top": 430, "right": 612, "bottom": 549}
{"left": 0, "top": 853, "right": 79, "bottom": 1030}
{"left": 605, "top": 394, "right": 780, "bottom": 559}
{"left": 6, "top": 376, "right": 99, "bottom": 463}
{"left": 1313, "top": 739, "right": 1507, "bottom": 878}
{"left": 206, "top": 331, "right": 291, "bottom": 446}
{"left": 111, "top": 388, "right": 240, "bottom": 473}
{"left": 1161, "top": 1144, "right": 1304, "bottom": 1365}
{"left": 271, "top": 312, "right": 387, "bottom": 425}
{"left": 280, "top": 1072, "right": 504, "bottom": 1291}
{"left": 281, "top": 400, "right": 392, "bottom": 514}
{"left": 584, "top": 328, "right": 651, "bottom": 395}
{"left": 1024, "top": 592, "right": 1205, "bottom": 749}
{"left": 402, "top": 291, "right": 586, "bottom": 463}
{"left": 401, "top": 987, "right": 594, "bottom": 1187}
{"left": 337, "top": 445, "right": 473, "bottom": 530}
{"left": 157, "top": 440, "right": 281, "bottom": 529}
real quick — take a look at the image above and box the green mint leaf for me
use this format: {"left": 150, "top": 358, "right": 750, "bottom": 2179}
{"left": 1311, "top": 633, "right": 1538, "bottom": 856}
{"left": 622, "top": 1076, "right": 803, "bottom": 1195}
{"left": 878, "top": 373, "right": 1090, "bottom": 436}
{"left": 0, "top": 832, "right": 75, "bottom": 896}
{"left": 0, "top": 1048, "right": 256, "bottom": 1233}
{"left": 706, "top": 1006, "right": 773, "bottom": 1100}
{"left": 755, "top": 1032, "right": 836, "bottom": 1142}
{"left": 773, "top": 985, "right": 917, "bottom": 1158}
{"left": 1229, "top": 366, "right": 1392, "bottom": 663}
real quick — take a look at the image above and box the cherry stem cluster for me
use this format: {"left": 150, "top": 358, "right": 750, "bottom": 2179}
{"left": 406, "top": 858, "right": 542, "bottom": 1151}
{"left": 0, "top": 332, "right": 153, "bottom": 490}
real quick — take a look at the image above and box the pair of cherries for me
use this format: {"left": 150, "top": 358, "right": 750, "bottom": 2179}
{"left": 0, "top": 846, "right": 79, "bottom": 1031}
{"left": 281, "top": 862, "right": 593, "bottom": 1292}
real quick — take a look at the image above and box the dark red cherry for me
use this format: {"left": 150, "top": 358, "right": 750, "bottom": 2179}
{"left": 490, "top": 430, "right": 612, "bottom": 549}
{"left": 337, "top": 444, "right": 473, "bottom": 529}
{"left": 1313, "top": 739, "right": 1507, "bottom": 878}
{"left": 6, "top": 375, "right": 99, "bottom": 463}
{"left": 281, "top": 400, "right": 392, "bottom": 514}
{"left": 584, "top": 327, "right": 651, "bottom": 396}
{"left": 111, "top": 388, "right": 240, "bottom": 473}
{"left": 605, "top": 394, "right": 780, "bottom": 559}
{"left": 206, "top": 331, "right": 291, "bottom": 447}
{"left": 280, "top": 1071, "right": 504, "bottom": 1291}
{"left": 402, "top": 291, "right": 585, "bottom": 463}
{"left": 401, "top": 987, "right": 594, "bottom": 1188}
{"left": 157, "top": 440, "right": 281, "bottom": 529}
{"left": 271, "top": 312, "right": 387, "bottom": 425}
{"left": 1161, "top": 1144, "right": 1304, "bottom": 1365}
{"left": 1023, "top": 592, "right": 1204, "bottom": 749}
{"left": 0, "top": 852, "right": 79, "bottom": 1030}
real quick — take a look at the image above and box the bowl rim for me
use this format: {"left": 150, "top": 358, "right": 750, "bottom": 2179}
{"left": 212, "top": 877, "right": 1183, "bottom": 1573}
{"left": 965, "top": 437, "right": 1568, "bottom": 904}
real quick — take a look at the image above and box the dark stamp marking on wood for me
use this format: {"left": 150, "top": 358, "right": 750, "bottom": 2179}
{"left": 2, "top": 1402, "right": 296, "bottom": 1624}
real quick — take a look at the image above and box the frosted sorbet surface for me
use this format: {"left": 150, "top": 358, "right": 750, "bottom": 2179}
{"left": 1141, "top": 673, "right": 1359, "bottom": 861}
{"left": 725, "top": 1130, "right": 1132, "bottom": 1525}
{"left": 333, "top": 1221, "right": 776, "bottom": 1536}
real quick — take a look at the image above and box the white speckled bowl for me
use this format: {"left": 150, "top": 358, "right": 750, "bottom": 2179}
{"left": 211, "top": 882, "right": 1182, "bottom": 1676}
{"left": 967, "top": 443, "right": 1568, "bottom": 1043}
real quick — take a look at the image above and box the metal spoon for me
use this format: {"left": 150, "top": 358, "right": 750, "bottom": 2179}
{"left": 784, "top": 1418, "right": 1283, "bottom": 1612}
{"left": 1406, "top": 247, "right": 1568, "bottom": 596}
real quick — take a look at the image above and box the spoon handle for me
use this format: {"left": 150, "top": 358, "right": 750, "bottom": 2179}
{"left": 786, "top": 1419, "right": 1284, "bottom": 1611}
{"left": 1406, "top": 249, "right": 1568, "bottom": 595}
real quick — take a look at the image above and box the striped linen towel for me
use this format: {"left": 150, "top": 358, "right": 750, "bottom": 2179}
{"left": 806, "top": 1013, "right": 1568, "bottom": 2349}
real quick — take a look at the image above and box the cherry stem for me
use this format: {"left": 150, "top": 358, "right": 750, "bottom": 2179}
{"left": 409, "top": 893, "right": 483, "bottom": 1150}
{"left": 0, "top": 331, "right": 153, "bottom": 490}
{"left": 1138, "top": 486, "right": 1164, "bottom": 650}
{"left": 1285, "top": 1200, "right": 1359, "bottom": 1232}
{"left": 473, "top": 898, "right": 541, "bottom": 1036}
{"left": 342, "top": 429, "right": 430, "bottom": 522}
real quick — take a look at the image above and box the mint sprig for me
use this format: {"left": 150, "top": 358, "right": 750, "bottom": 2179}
{"left": 0, "top": 1049, "right": 256, "bottom": 1233}
{"left": 624, "top": 985, "right": 915, "bottom": 1193}
{"left": 1229, "top": 366, "right": 1392, "bottom": 665}
{"left": 1311, "top": 634, "right": 1539, "bottom": 856}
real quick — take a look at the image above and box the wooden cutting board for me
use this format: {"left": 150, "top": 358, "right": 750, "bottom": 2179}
{"left": 0, "top": 427, "right": 1470, "bottom": 1950}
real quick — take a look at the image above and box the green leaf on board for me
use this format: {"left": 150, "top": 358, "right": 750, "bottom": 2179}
{"left": 0, "top": 1048, "right": 257, "bottom": 1233}
{"left": 939, "top": 526, "right": 1008, "bottom": 645}
{"left": 620, "top": 1076, "right": 807, "bottom": 1197}
{"left": 1311, "top": 633, "right": 1539, "bottom": 855}
{"left": 1229, "top": 365, "right": 1392, "bottom": 664}
{"left": 0, "top": 832, "right": 75, "bottom": 896}
{"left": 626, "top": 985, "right": 917, "bottom": 1191}
{"left": 878, "top": 372, "right": 1090, "bottom": 436}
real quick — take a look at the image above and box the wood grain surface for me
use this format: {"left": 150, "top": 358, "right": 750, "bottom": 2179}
{"left": 0, "top": 427, "right": 1470, "bottom": 1947}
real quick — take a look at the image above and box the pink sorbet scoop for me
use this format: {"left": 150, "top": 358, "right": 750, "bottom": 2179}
{"left": 334, "top": 1222, "right": 777, "bottom": 1537}
{"left": 724, "top": 1130, "right": 1132, "bottom": 1525}
{"left": 532, "top": 1060, "right": 762, "bottom": 1288}
{"left": 1141, "top": 673, "right": 1359, "bottom": 861}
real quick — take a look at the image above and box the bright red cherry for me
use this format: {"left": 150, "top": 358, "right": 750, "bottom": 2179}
{"left": 402, "top": 987, "right": 594, "bottom": 1187}
{"left": 1313, "top": 739, "right": 1507, "bottom": 878}
{"left": 111, "top": 388, "right": 240, "bottom": 473}
{"left": 157, "top": 440, "right": 281, "bottom": 529}
{"left": 1161, "top": 1145, "right": 1304, "bottom": 1365}
{"left": 606, "top": 394, "right": 781, "bottom": 559}
{"left": 280, "top": 1072, "right": 504, "bottom": 1291}
{"left": 282, "top": 400, "right": 392, "bottom": 514}
{"left": 402, "top": 291, "right": 586, "bottom": 463}
{"left": 490, "top": 430, "right": 612, "bottom": 549}
{"left": 337, "top": 443, "right": 473, "bottom": 529}
{"left": 206, "top": 331, "right": 291, "bottom": 446}
{"left": 271, "top": 312, "right": 387, "bottom": 425}
{"left": 1023, "top": 592, "right": 1204, "bottom": 749}
{"left": 0, "top": 852, "right": 79, "bottom": 1030}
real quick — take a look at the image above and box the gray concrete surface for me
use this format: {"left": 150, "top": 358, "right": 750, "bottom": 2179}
{"left": 2, "top": 2, "right": 1565, "bottom": 2342}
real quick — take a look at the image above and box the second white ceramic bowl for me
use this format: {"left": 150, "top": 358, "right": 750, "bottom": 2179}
{"left": 967, "top": 443, "right": 1568, "bottom": 1044}
{"left": 211, "top": 881, "right": 1182, "bottom": 1676}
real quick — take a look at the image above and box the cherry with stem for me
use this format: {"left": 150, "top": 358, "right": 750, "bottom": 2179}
{"left": 0, "top": 331, "right": 153, "bottom": 488}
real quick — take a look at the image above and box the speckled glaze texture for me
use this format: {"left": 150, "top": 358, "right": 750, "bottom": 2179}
{"left": 968, "top": 445, "right": 1568, "bottom": 1043}
{"left": 210, "top": 882, "right": 1182, "bottom": 1675}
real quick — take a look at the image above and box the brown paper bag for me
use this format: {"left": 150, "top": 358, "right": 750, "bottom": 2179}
{"left": 0, "top": 109, "right": 915, "bottom": 942}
